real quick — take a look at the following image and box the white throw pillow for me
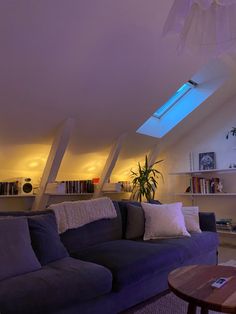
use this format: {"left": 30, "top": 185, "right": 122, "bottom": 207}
{"left": 182, "top": 206, "right": 202, "bottom": 233}
{"left": 141, "top": 202, "right": 190, "bottom": 240}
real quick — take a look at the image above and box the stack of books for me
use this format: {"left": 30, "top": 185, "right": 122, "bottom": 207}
{"left": 216, "top": 219, "right": 232, "bottom": 232}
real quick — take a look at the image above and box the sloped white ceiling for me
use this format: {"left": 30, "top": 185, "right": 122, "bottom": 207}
{"left": 0, "top": 0, "right": 231, "bottom": 181}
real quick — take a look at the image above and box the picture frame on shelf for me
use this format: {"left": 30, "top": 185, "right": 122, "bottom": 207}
{"left": 199, "top": 152, "right": 216, "bottom": 170}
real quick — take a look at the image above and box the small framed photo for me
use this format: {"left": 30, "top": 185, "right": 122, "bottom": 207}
{"left": 199, "top": 152, "right": 216, "bottom": 170}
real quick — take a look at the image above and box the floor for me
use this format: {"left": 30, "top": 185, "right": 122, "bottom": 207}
{"left": 218, "top": 244, "right": 236, "bottom": 263}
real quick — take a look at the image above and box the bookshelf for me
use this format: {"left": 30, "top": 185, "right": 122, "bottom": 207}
{"left": 171, "top": 168, "right": 236, "bottom": 240}
{"left": 170, "top": 168, "right": 236, "bottom": 196}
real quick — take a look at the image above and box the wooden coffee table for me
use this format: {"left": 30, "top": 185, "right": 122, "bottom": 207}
{"left": 168, "top": 265, "right": 236, "bottom": 314}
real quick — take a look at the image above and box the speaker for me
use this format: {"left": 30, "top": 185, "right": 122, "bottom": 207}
{"left": 16, "top": 178, "right": 34, "bottom": 195}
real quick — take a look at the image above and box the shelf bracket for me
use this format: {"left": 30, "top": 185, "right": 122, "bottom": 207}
{"left": 32, "top": 118, "right": 74, "bottom": 210}
{"left": 93, "top": 133, "right": 126, "bottom": 198}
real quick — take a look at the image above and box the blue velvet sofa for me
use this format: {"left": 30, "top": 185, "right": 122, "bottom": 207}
{"left": 0, "top": 201, "right": 219, "bottom": 314}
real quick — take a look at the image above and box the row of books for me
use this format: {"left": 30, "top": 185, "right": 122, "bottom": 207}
{"left": 189, "top": 177, "right": 220, "bottom": 194}
{"left": 0, "top": 181, "right": 19, "bottom": 195}
{"left": 65, "top": 180, "right": 95, "bottom": 194}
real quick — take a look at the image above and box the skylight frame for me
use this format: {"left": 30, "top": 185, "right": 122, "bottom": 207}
{"left": 153, "top": 80, "right": 198, "bottom": 119}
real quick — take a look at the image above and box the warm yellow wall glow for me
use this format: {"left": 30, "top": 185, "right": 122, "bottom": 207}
{"left": 56, "top": 150, "right": 109, "bottom": 181}
{"left": 0, "top": 142, "right": 163, "bottom": 191}
{"left": 0, "top": 144, "right": 50, "bottom": 184}
{"left": 111, "top": 155, "right": 147, "bottom": 182}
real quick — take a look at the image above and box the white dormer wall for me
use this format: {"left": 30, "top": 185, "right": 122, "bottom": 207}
{"left": 158, "top": 93, "right": 236, "bottom": 222}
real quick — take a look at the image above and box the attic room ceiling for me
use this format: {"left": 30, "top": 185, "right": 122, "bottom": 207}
{"left": 0, "top": 0, "right": 213, "bottom": 155}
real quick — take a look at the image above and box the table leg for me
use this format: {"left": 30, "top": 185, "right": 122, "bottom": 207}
{"left": 187, "top": 303, "right": 197, "bottom": 314}
{"left": 200, "top": 308, "right": 208, "bottom": 314}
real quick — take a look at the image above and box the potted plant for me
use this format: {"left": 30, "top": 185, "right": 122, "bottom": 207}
{"left": 130, "top": 155, "right": 163, "bottom": 202}
{"left": 226, "top": 127, "right": 236, "bottom": 139}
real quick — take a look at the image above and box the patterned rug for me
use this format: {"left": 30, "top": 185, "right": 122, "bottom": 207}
{"left": 122, "top": 292, "right": 221, "bottom": 314}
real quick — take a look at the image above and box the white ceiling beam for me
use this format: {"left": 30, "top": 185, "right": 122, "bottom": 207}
{"left": 93, "top": 133, "right": 126, "bottom": 198}
{"left": 32, "top": 118, "right": 74, "bottom": 210}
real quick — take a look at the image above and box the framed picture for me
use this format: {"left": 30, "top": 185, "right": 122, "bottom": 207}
{"left": 199, "top": 152, "right": 216, "bottom": 170}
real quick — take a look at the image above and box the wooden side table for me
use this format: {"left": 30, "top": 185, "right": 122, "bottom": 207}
{"left": 168, "top": 265, "right": 236, "bottom": 314}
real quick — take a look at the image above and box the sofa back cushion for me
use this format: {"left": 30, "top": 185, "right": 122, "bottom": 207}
{"left": 28, "top": 213, "right": 69, "bottom": 265}
{"left": 141, "top": 202, "right": 190, "bottom": 240}
{"left": 125, "top": 203, "right": 145, "bottom": 240}
{"left": 117, "top": 201, "right": 142, "bottom": 237}
{"left": 0, "top": 210, "right": 69, "bottom": 266}
{"left": 118, "top": 200, "right": 162, "bottom": 239}
{"left": 0, "top": 217, "right": 41, "bottom": 280}
{"left": 60, "top": 202, "right": 122, "bottom": 254}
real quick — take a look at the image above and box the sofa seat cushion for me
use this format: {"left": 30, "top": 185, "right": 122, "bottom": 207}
{"left": 145, "top": 231, "right": 219, "bottom": 260}
{"left": 0, "top": 257, "right": 112, "bottom": 314}
{"left": 73, "top": 240, "right": 187, "bottom": 291}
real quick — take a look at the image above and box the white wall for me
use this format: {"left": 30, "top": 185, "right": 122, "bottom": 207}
{"left": 159, "top": 93, "right": 236, "bottom": 224}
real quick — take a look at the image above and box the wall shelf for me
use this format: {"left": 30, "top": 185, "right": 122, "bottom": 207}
{"left": 46, "top": 193, "right": 93, "bottom": 196}
{"left": 46, "top": 192, "right": 130, "bottom": 196}
{"left": 217, "top": 230, "right": 236, "bottom": 237}
{"left": 175, "top": 193, "right": 236, "bottom": 196}
{"left": 170, "top": 168, "right": 236, "bottom": 175}
{"left": 0, "top": 195, "right": 35, "bottom": 198}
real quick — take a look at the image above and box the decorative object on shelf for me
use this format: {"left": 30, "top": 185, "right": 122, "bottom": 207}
{"left": 162, "top": 0, "right": 236, "bottom": 55}
{"left": 46, "top": 182, "right": 66, "bottom": 194}
{"left": 199, "top": 152, "right": 216, "bottom": 170}
{"left": 130, "top": 155, "right": 163, "bottom": 202}
{"left": 102, "top": 183, "right": 121, "bottom": 192}
{"left": 216, "top": 181, "right": 224, "bottom": 193}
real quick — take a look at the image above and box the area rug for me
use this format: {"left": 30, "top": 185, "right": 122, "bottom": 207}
{"left": 122, "top": 292, "right": 221, "bottom": 314}
{"left": 220, "top": 259, "right": 236, "bottom": 267}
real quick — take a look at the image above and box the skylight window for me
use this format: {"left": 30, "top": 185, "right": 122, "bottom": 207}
{"left": 153, "top": 80, "right": 198, "bottom": 119}
{"left": 137, "top": 57, "right": 229, "bottom": 139}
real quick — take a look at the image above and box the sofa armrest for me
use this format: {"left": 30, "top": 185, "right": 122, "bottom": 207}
{"left": 199, "top": 212, "right": 217, "bottom": 232}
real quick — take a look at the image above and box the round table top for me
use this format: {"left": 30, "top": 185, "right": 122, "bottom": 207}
{"left": 168, "top": 265, "right": 236, "bottom": 313}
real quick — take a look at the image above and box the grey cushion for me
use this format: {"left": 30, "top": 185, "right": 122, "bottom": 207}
{"left": 0, "top": 217, "right": 41, "bottom": 281}
{"left": 125, "top": 203, "right": 145, "bottom": 239}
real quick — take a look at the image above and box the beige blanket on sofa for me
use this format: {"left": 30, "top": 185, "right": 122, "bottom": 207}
{"left": 49, "top": 197, "right": 117, "bottom": 234}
